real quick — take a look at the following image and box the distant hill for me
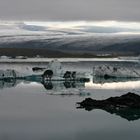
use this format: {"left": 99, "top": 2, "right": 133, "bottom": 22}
{"left": 99, "top": 41, "right": 140, "bottom": 53}
{"left": 0, "top": 21, "right": 140, "bottom": 57}
{"left": 0, "top": 35, "right": 140, "bottom": 57}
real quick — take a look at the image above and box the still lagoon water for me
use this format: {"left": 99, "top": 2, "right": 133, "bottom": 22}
{"left": 0, "top": 58, "right": 140, "bottom": 140}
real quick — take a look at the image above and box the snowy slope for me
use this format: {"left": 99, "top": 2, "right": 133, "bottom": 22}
{"left": 0, "top": 21, "right": 140, "bottom": 54}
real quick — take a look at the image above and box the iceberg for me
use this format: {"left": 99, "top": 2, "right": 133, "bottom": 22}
{"left": 93, "top": 65, "right": 140, "bottom": 78}
{"left": 0, "top": 69, "right": 22, "bottom": 79}
{"left": 42, "top": 59, "right": 88, "bottom": 81}
{"left": 0, "top": 60, "right": 89, "bottom": 82}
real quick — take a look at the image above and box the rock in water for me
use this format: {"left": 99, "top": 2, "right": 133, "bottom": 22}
{"left": 77, "top": 92, "right": 140, "bottom": 121}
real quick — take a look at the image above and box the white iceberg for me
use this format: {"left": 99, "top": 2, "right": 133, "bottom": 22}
{"left": 43, "top": 59, "right": 87, "bottom": 80}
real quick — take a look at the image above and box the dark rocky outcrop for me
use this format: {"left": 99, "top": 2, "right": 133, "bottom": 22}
{"left": 43, "top": 70, "right": 53, "bottom": 80}
{"left": 77, "top": 92, "right": 140, "bottom": 121}
{"left": 32, "top": 67, "right": 46, "bottom": 72}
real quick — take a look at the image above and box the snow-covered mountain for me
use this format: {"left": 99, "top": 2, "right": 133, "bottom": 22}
{"left": 0, "top": 21, "right": 140, "bottom": 56}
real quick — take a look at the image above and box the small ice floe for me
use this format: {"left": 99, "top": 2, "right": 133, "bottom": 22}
{"left": 15, "top": 56, "right": 27, "bottom": 59}
{"left": 0, "top": 59, "right": 89, "bottom": 84}
{"left": 0, "top": 69, "right": 22, "bottom": 79}
{"left": 93, "top": 65, "right": 140, "bottom": 78}
{"left": 0, "top": 56, "right": 10, "bottom": 59}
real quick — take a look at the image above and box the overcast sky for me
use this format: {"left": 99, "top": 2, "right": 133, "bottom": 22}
{"left": 0, "top": 0, "right": 140, "bottom": 21}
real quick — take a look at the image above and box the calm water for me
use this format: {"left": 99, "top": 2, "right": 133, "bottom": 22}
{"left": 0, "top": 59, "right": 140, "bottom": 140}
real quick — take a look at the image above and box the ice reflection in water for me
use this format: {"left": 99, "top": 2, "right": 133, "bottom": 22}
{"left": 77, "top": 92, "right": 140, "bottom": 121}
{"left": 0, "top": 77, "right": 90, "bottom": 96}
{"left": 79, "top": 77, "right": 140, "bottom": 121}
{"left": 1, "top": 72, "right": 140, "bottom": 95}
{"left": 0, "top": 60, "right": 139, "bottom": 140}
{"left": 80, "top": 107, "right": 140, "bottom": 121}
{"left": 86, "top": 77, "right": 140, "bottom": 90}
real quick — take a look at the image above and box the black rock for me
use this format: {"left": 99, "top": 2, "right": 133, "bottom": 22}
{"left": 32, "top": 67, "right": 46, "bottom": 72}
{"left": 77, "top": 92, "right": 140, "bottom": 121}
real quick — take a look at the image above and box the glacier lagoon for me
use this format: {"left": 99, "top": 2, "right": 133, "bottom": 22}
{"left": 0, "top": 58, "right": 140, "bottom": 140}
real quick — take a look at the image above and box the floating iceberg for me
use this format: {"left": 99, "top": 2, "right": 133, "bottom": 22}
{"left": 0, "top": 60, "right": 89, "bottom": 83}
{"left": 93, "top": 65, "right": 140, "bottom": 78}
{"left": 42, "top": 59, "right": 88, "bottom": 81}
{"left": 0, "top": 69, "right": 22, "bottom": 79}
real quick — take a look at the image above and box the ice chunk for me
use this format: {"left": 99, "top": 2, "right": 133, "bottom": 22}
{"left": 47, "top": 59, "right": 63, "bottom": 76}
{"left": 45, "top": 59, "right": 87, "bottom": 79}
{"left": 0, "top": 69, "right": 22, "bottom": 79}
{"left": 93, "top": 65, "right": 140, "bottom": 78}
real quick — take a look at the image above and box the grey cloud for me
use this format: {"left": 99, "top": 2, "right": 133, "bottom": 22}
{"left": 0, "top": 0, "right": 140, "bottom": 21}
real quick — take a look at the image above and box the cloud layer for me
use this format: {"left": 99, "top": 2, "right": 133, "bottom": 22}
{"left": 0, "top": 0, "right": 140, "bottom": 21}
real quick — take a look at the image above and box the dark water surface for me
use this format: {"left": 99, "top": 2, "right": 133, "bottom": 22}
{"left": 0, "top": 59, "right": 140, "bottom": 140}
